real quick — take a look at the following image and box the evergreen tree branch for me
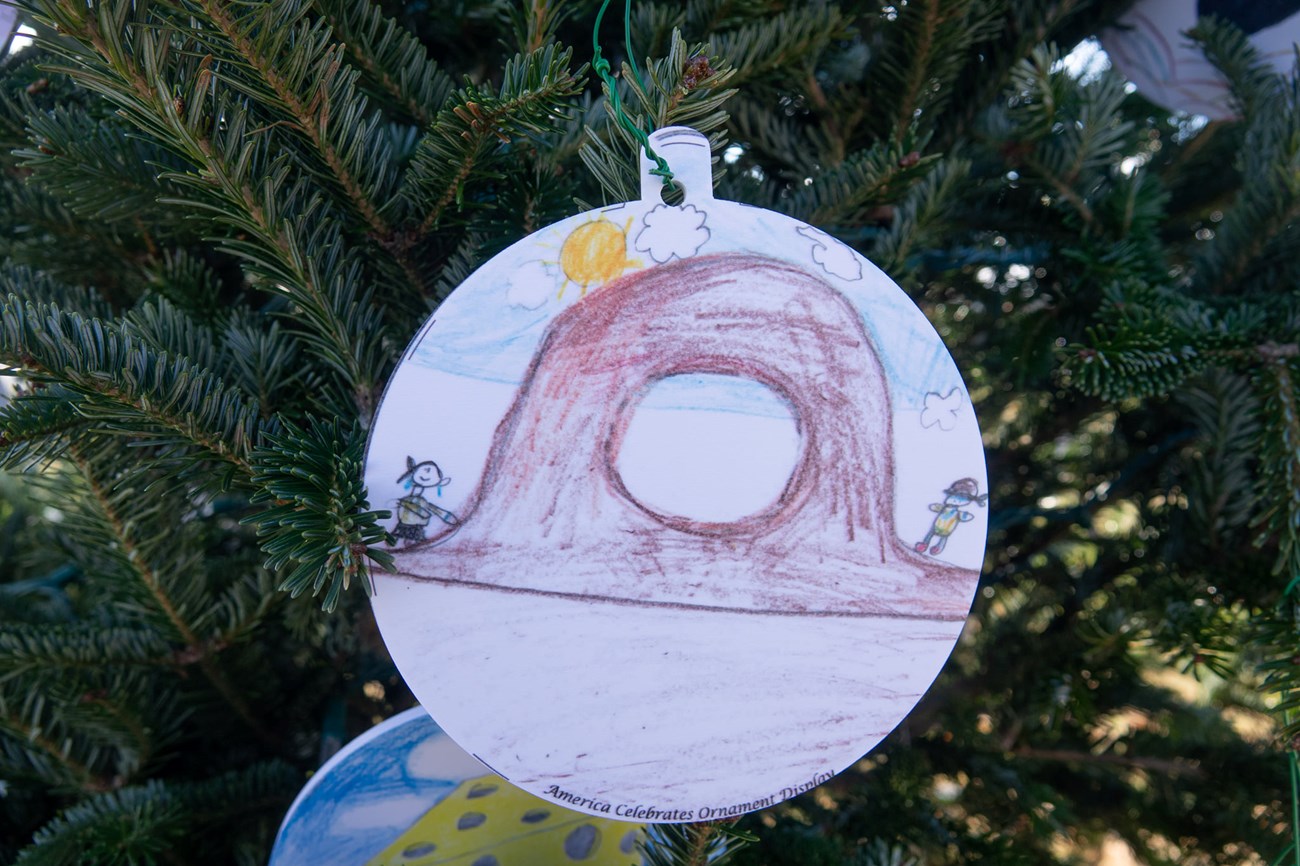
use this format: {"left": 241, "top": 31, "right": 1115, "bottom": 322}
{"left": 580, "top": 33, "right": 735, "bottom": 203}
{"left": 893, "top": 0, "right": 939, "bottom": 140}
{"left": 0, "top": 625, "right": 174, "bottom": 679}
{"left": 0, "top": 701, "right": 107, "bottom": 795}
{"left": 246, "top": 415, "right": 392, "bottom": 612}
{"left": 0, "top": 385, "right": 90, "bottom": 468}
{"left": 14, "top": 763, "right": 299, "bottom": 864}
{"left": 639, "top": 821, "right": 749, "bottom": 866}
{"left": 708, "top": 6, "right": 848, "bottom": 89}
{"left": 401, "top": 44, "right": 582, "bottom": 236}
{"left": 312, "top": 0, "right": 451, "bottom": 126}
{"left": 28, "top": 0, "right": 390, "bottom": 414}
{"left": 0, "top": 296, "right": 265, "bottom": 476}
{"left": 870, "top": 154, "right": 971, "bottom": 277}
{"left": 66, "top": 441, "right": 274, "bottom": 746}
{"left": 17, "top": 103, "right": 193, "bottom": 228}
{"left": 190, "top": 0, "right": 400, "bottom": 239}
{"left": 1253, "top": 354, "right": 1300, "bottom": 581}
{"left": 790, "top": 138, "right": 937, "bottom": 226}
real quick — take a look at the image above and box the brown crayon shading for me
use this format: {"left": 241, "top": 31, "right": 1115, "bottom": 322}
{"left": 394, "top": 253, "right": 977, "bottom": 621}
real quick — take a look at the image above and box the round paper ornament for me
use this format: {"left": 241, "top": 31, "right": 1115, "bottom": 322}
{"left": 365, "top": 127, "right": 988, "bottom": 821}
{"left": 0, "top": 6, "right": 20, "bottom": 56}
{"left": 271, "top": 707, "right": 644, "bottom": 865}
{"left": 1102, "top": 0, "right": 1300, "bottom": 119}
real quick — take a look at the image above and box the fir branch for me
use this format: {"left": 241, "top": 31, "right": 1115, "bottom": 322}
{"left": 164, "top": 0, "right": 436, "bottom": 323}
{"left": 140, "top": 250, "right": 222, "bottom": 323}
{"left": 15, "top": 780, "right": 185, "bottom": 864}
{"left": 0, "top": 625, "right": 174, "bottom": 680}
{"left": 17, "top": 103, "right": 193, "bottom": 227}
{"left": 0, "top": 687, "right": 110, "bottom": 794}
{"left": 789, "top": 137, "right": 938, "bottom": 226}
{"left": 0, "top": 297, "right": 265, "bottom": 475}
{"left": 867, "top": 0, "right": 1000, "bottom": 141}
{"left": 312, "top": 0, "right": 452, "bottom": 126}
{"left": 995, "top": 47, "right": 1136, "bottom": 231}
{"left": 580, "top": 32, "right": 735, "bottom": 203}
{"left": 508, "top": 0, "right": 570, "bottom": 57}
{"left": 27, "top": 0, "right": 390, "bottom": 413}
{"left": 189, "top": 0, "right": 398, "bottom": 236}
{"left": 15, "top": 763, "right": 299, "bottom": 864}
{"left": 125, "top": 296, "right": 222, "bottom": 374}
{"left": 246, "top": 416, "right": 392, "bottom": 612}
{"left": 870, "top": 154, "right": 972, "bottom": 277}
{"left": 1189, "top": 16, "right": 1284, "bottom": 122}
{"left": 1252, "top": 357, "right": 1300, "bottom": 580}
{"left": 431, "top": 230, "right": 485, "bottom": 302}
{"left": 892, "top": 0, "right": 940, "bottom": 139}
{"left": 640, "top": 821, "right": 749, "bottom": 866}
{"left": 708, "top": 6, "right": 848, "bottom": 89}
{"left": 67, "top": 442, "right": 275, "bottom": 746}
{"left": 1176, "top": 369, "right": 1262, "bottom": 542}
{"left": 1064, "top": 322, "right": 1205, "bottom": 401}
{"left": 0, "top": 707, "right": 105, "bottom": 790}
{"left": 400, "top": 43, "right": 582, "bottom": 236}
{"left": 221, "top": 313, "right": 303, "bottom": 416}
{"left": 0, "top": 385, "right": 90, "bottom": 469}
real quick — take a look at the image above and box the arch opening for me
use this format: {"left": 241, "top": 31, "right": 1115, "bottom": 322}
{"left": 612, "top": 374, "right": 802, "bottom": 524}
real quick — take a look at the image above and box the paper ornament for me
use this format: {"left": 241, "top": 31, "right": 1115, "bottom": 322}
{"left": 364, "top": 127, "right": 988, "bottom": 821}
{"left": 0, "top": 6, "right": 19, "bottom": 56}
{"left": 1102, "top": 0, "right": 1300, "bottom": 119}
{"left": 271, "top": 707, "right": 644, "bottom": 865}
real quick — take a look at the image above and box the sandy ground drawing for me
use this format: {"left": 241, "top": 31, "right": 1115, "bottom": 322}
{"left": 365, "top": 127, "right": 988, "bottom": 820}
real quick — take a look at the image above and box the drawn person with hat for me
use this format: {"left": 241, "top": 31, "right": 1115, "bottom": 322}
{"left": 392, "top": 456, "right": 459, "bottom": 544}
{"left": 915, "top": 478, "right": 987, "bottom": 556}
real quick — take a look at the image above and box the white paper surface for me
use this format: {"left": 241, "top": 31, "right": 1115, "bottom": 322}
{"left": 1103, "top": 0, "right": 1300, "bottom": 119}
{"left": 365, "top": 127, "right": 989, "bottom": 820}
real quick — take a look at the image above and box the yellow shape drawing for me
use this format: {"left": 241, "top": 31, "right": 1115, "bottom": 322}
{"left": 367, "top": 774, "right": 642, "bottom": 866}
{"left": 557, "top": 216, "right": 640, "bottom": 298}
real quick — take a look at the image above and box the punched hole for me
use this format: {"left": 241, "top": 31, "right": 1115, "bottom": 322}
{"left": 657, "top": 180, "right": 686, "bottom": 205}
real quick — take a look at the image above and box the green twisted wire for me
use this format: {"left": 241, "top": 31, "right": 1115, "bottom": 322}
{"left": 591, "top": 0, "right": 675, "bottom": 186}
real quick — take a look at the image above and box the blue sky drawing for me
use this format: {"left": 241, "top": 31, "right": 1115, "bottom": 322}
{"left": 409, "top": 203, "right": 964, "bottom": 416}
{"left": 271, "top": 710, "right": 475, "bottom": 865}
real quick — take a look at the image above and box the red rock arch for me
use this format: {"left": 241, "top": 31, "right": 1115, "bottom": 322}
{"left": 395, "top": 253, "right": 976, "bottom": 619}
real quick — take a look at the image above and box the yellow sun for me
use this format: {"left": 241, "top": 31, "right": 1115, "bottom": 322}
{"left": 556, "top": 216, "right": 640, "bottom": 298}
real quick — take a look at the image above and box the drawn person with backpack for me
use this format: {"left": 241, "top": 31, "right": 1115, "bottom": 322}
{"left": 392, "top": 456, "right": 459, "bottom": 544}
{"left": 915, "top": 477, "right": 987, "bottom": 556}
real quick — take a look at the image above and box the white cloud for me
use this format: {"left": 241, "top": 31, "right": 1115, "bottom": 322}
{"left": 920, "top": 389, "right": 962, "bottom": 431}
{"left": 796, "top": 226, "right": 862, "bottom": 281}
{"left": 505, "top": 260, "right": 558, "bottom": 309}
{"left": 331, "top": 794, "right": 432, "bottom": 833}
{"left": 406, "top": 732, "right": 488, "bottom": 779}
{"left": 633, "top": 204, "right": 710, "bottom": 263}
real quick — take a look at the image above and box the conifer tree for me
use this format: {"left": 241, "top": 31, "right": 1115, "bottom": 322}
{"left": 0, "top": 1, "right": 1296, "bottom": 864}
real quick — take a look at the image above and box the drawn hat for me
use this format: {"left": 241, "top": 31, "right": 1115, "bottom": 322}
{"left": 944, "top": 478, "right": 981, "bottom": 498}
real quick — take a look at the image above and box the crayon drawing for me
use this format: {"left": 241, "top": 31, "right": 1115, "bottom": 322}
{"left": 364, "top": 126, "right": 988, "bottom": 820}
{"left": 390, "top": 457, "right": 458, "bottom": 545}
{"left": 394, "top": 253, "right": 973, "bottom": 618}
{"left": 1103, "top": 0, "right": 1300, "bottom": 119}
{"left": 270, "top": 708, "right": 643, "bottom": 866}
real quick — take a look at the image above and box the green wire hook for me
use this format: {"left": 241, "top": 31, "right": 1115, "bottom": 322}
{"left": 591, "top": 0, "right": 675, "bottom": 187}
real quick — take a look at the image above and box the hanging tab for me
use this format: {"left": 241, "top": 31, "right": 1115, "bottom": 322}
{"left": 640, "top": 126, "right": 713, "bottom": 204}
{"left": 591, "top": 0, "right": 675, "bottom": 188}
